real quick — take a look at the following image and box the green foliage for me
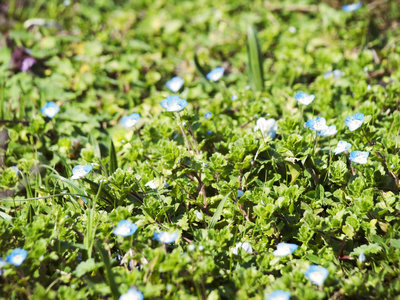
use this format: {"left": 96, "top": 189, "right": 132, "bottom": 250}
{"left": 1, "top": 0, "right": 400, "bottom": 299}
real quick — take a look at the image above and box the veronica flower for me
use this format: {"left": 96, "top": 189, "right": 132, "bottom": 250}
{"left": 294, "top": 92, "right": 315, "bottom": 106}
{"left": 324, "top": 69, "right": 344, "bottom": 79}
{"left": 304, "top": 265, "right": 329, "bottom": 286}
{"left": 21, "top": 57, "right": 36, "bottom": 72}
{"left": 254, "top": 118, "right": 278, "bottom": 139}
{"left": 145, "top": 180, "right": 157, "bottom": 189}
{"left": 359, "top": 252, "right": 366, "bottom": 263}
{"left": 288, "top": 26, "right": 297, "bottom": 33}
{"left": 70, "top": 164, "right": 93, "bottom": 180}
{"left": 231, "top": 95, "right": 238, "bottom": 101}
{"left": 206, "top": 67, "right": 224, "bottom": 81}
{"left": 237, "top": 189, "right": 244, "bottom": 198}
{"left": 265, "top": 290, "right": 291, "bottom": 300}
{"left": 165, "top": 76, "right": 184, "bottom": 93}
{"left": 345, "top": 113, "right": 364, "bottom": 131}
{"left": 317, "top": 125, "right": 337, "bottom": 137}
{"left": 204, "top": 112, "right": 212, "bottom": 119}
{"left": 41, "top": 102, "right": 60, "bottom": 118}
{"left": 11, "top": 166, "right": 20, "bottom": 175}
{"left": 232, "top": 242, "right": 253, "bottom": 255}
{"left": 272, "top": 243, "right": 298, "bottom": 257}
{"left": 160, "top": 95, "right": 187, "bottom": 112}
{"left": 113, "top": 220, "right": 138, "bottom": 237}
{"left": 342, "top": 2, "right": 362, "bottom": 12}
{"left": 195, "top": 211, "right": 203, "bottom": 220}
{"left": 305, "top": 117, "right": 328, "bottom": 131}
{"left": 121, "top": 113, "right": 141, "bottom": 128}
{"left": 6, "top": 249, "right": 28, "bottom": 266}
{"left": 154, "top": 231, "right": 179, "bottom": 244}
{"left": 207, "top": 130, "right": 213, "bottom": 135}
{"left": 334, "top": 141, "right": 351, "bottom": 155}
{"left": 349, "top": 151, "right": 369, "bottom": 164}
{"left": 188, "top": 244, "right": 196, "bottom": 251}
{"left": 119, "top": 288, "right": 144, "bottom": 300}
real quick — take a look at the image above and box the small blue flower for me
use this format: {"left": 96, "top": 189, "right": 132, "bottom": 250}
{"left": 359, "top": 252, "right": 366, "bottom": 263}
{"left": 317, "top": 125, "right": 337, "bottom": 137}
{"left": 367, "top": 84, "right": 372, "bottom": 91}
{"left": 345, "top": 113, "right": 364, "bottom": 132}
{"left": 231, "top": 94, "right": 238, "bottom": 101}
{"left": 232, "top": 242, "right": 253, "bottom": 255}
{"left": 195, "top": 210, "right": 203, "bottom": 220}
{"left": 160, "top": 95, "right": 187, "bottom": 112}
{"left": 342, "top": 2, "right": 362, "bottom": 12}
{"left": 11, "top": 166, "right": 19, "bottom": 175}
{"left": 304, "top": 265, "right": 329, "bottom": 286}
{"left": 206, "top": 67, "right": 224, "bottom": 81}
{"left": 207, "top": 130, "right": 213, "bottom": 135}
{"left": 349, "top": 151, "right": 369, "bottom": 164}
{"left": 119, "top": 288, "right": 144, "bottom": 300}
{"left": 164, "top": 181, "right": 169, "bottom": 188}
{"left": 237, "top": 189, "right": 244, "bottom": 198}
{"left": 154, "top": 231, "right": 179, "bottom": 244}
{"left": 305, "top": 117, "right": 328, "bottom": 131}
{"left": 121, "top": 113, "right": 141, "bottom": 128}
{"left": 272, "top": 243, "right": 298, "bottom": 257}
{"left": 288, "top": 26, "right": 296, "bottom": 33}
{"left": 266, "top": 290, "right": 291, "bottom": 300}
{"left": 294, "top": 92, "right": 315, "bottom": 106}
{"left": 165, "top": 76, "right": 184, "bottom": 93}
{"left": 334, "top": 141, "right": 352, "bottom": 155}
{"left": 41, "top": 102, "right": 60, "bottom": 118}
{"left": 324, "top": 69, "right": 344, "bottom": 79}
{"left": 254, "top": 118, "right": 278, "bottom": 139}
{"left": 6, "top": 249, "right": 28, "bottom": 266}
{"left": 204, "top": 112, "right": 212, "bottom": 119}
{"left": 113, "top": 220, "right": 138, "bottom": 237}
{"left": 70, "top": 164, "right": 93, "bottom": 180}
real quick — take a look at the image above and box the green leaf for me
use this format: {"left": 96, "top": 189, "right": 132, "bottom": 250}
{"left": 194, "top": 52, "right": 208, "bottom": 81}
{"left": 247, "top": 25, "right": 264, "bottom": 91}
{"left": 109, "top": 140, "right": 118, "bottom": 174}
{"left": 89, "top": 134, "right": 101, "bottom": 160}
{"left": 26, "top": 203, "right": 35, "bottom": 223}
{"left": 95, "top": 241, "right": 120, "bottom": 300}
{"left": 208, "top": 192, "right": 231, "bottom": 229}
{"left": 73, "top": 258, "right": 102, "bottom": 278}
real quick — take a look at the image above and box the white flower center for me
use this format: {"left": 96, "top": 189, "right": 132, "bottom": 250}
{"left": 12, "top": 254, "right": 24, "bottom": 265}
{"left": 309, "top": 271, "right": 324, "bottom": 285}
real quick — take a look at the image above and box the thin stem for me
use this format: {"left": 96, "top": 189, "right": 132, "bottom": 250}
{"left": 313, "top": 131, "right": 319, "bottom": 155}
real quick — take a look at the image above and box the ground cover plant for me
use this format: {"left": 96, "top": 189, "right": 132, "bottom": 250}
{"left": 1, "top": 0, "right": 400, "bottom": 299}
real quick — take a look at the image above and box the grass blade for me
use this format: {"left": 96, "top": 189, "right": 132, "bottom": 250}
{"left": 109, "top": 140, "right": 118, "bottom": 174}
{"left": 194, "top": 52, "right": 208, "bottom": 81}
{"left": 208, "top": 191, "right": 232, "bottom": 229}
{"left": 247, "top": 25, "right": 264, "bottom": 91}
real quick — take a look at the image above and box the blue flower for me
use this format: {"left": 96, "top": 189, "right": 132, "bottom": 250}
{"left": 334, "top": 141, "right": 351, "bottom": 155}
{"left": 237, "top": 189, "right": 244, "bottom": 198}
{"left": 41, "top": 102, "right": 60, "bottom": 118}
{"left": 349, "top": 151, "right": 369, "bottom": 164}
{"left": 272, "top": 242, "right": 298, "bottom": 257}
{"left": 6, "top": 248, "right": 28, "bottom": 266}
{"left": 254, "top": 118, "right": 278, "bottom": 139}
{"left": 11, "top": 166, "right": 19, "bottom": 175}
{"left": 113, "top": 220, "right": 138, "bottom": 237}
{"left": 207, "top": 130, "right": 213, "bottom": 135}
{"left": 195, "top": 210, "right": 203, "bottom": 220}
{"left": 206, "top": 67, "right": 224, "bottom": 81}
{"left": 231, "top": 95, "right": 238, "bottom": 101}
{"left": 204, "top": 112, "right": 212, "bottom": 119}
{"left": 119, "top": 288, "right": 144, "bottom": 300}
{"left": 359, "top": 252, "right": 366, "bottom": 263}
{"left": 232, "top": 242, "right": 253, "bottom": 255}
{"left": 345, "top": 113, "right": 364, "bottom": 131}
{"left": 317, "top": 125, "right": 337, "bottom": 137}
{"left": 70, "top": 164, "right": 93, "bottom": 180}
{"left": 160, "top": 95, "right": 187, "bottom": 112}
{"left": 294, "top": 92, "right": 315, "bottom": 106}
{"left": 165, "top": 76, "right": 184, "bottom": 93}
{"left": 304, "top": 265, "right": 329, "bottom": 286}
{"left": 154, "top": 231, "right": 179, "bottom": 244}
{"left": 121, "top": 113, "right": 141, "bottom": 128}
{"left": 266, "top": 290, "right": 291, "bottom": 300}
{"left": 324, "top": 69, "right": 344, "bottom": 79}
{"left": 342, "top": 2, "right": 362, "bottom": 12}
{"left": 305, "top": 117, "right": 328, "bottom": 131}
